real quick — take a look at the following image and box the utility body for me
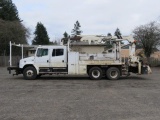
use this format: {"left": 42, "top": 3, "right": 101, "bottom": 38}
{"left": 7, "top": 35, "right": 152, "bottom": 80}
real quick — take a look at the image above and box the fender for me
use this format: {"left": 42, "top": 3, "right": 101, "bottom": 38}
{"left": 22, "top": 64, "right": 40, "bottom": 75}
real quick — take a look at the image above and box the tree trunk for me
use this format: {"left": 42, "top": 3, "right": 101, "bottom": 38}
{"left": 147, "top": 57, "right": 151, "bottom": 66}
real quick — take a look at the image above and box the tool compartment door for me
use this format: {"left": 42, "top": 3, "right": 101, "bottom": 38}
{"left": 68, "top": 52, "right": 79, "bottom": 74}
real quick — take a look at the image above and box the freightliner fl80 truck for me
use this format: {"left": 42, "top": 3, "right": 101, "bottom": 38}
{"left": 7, "top": 35, "right": 152, "bottom": 80}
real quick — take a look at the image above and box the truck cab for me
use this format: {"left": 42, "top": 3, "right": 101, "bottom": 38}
{"left": 19, "top": 46, "right": 68, "bottom": 79}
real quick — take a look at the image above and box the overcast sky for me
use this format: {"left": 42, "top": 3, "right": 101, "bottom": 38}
{"left": 13, "top": 0, "right": 160, "bottom": 43}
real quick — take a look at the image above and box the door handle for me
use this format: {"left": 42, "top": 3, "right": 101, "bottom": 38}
{"left": 47, "top": 60, "right": 49, "bottom": 63}
{"left": 62, "top": 60, "right": 64, "bottom": 62}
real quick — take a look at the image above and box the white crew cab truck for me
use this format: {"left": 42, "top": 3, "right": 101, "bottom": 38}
{"left": 7, "top": 35, "right": 152, "bottom": 80}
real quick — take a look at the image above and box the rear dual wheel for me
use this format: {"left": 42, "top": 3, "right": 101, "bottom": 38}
{"left": 89, "top": 67, "right": 103, "bottom": 80}
{"left": 89, "top": 67, "right": 120, "bottom": 80}
{"left": 106, "top": 67, "right": 120, "bottom": 80}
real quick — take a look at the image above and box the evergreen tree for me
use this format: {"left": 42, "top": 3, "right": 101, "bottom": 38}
{"left": 32, "top": 22, "right": 50, "bottom": 45}
{"left": 63, "top": 31, "right": 69, "bottom": 38}
{"left": 107, "top": 33, "right": 112, "bottom": 37}
{"left": 0, "top": 0, "right": 29, "bottom": 56}
{"left": 63, "top": 31, "right": 69, "bottom": 44}
{"left": 0, "top": 0, "right": 20, "bottom": 21}
{"left": 53, "top": 40, "right": 58, "bottom": 45}
{"left": 114, "top": 28, "right": 122, "bottom": 39}
{"left": 71, "top": 21, "right": 82, "bottom": 36}
{"left": 105, "top": 33, "right": 113, "bottom": 48}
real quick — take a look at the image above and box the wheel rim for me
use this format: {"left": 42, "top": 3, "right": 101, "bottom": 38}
{"left": 110, "top": 71, "right": 118, "bottom": 78}
{"left": 26, "top": 70, "right": 34, "bottom": 77}
{"left": 92, "top": 70, "right": 100, "bottom": 78}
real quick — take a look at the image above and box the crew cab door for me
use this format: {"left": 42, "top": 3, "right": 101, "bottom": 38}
{"left": 49, "top": 47, "right": 67, "bottom": 68}
{"left": 34, "top": 48, "right": 50, "bottom": 68}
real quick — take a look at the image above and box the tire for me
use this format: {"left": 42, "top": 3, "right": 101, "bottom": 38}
{"left": 89, "top": 67, "right": 103, "bottom": 80}
{"left": 106, "top": 67, "right": 120, "bottom": 80}
{"left": 23, "top": 66, "right": 37, "bottom": 80}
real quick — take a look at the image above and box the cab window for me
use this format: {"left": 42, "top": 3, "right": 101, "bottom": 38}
{"left": 52, "top": 49, "right": 64, "bottom": 57}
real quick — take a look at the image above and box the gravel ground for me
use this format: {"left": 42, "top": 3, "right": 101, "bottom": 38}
{"left": 0, "top": 67, "right": 160, "bottom": 120}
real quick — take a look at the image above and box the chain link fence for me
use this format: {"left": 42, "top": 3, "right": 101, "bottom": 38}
{"left": 149, "top": 57, "right": 160, "bottom": 67}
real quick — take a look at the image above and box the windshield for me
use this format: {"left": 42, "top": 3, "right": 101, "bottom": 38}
{"left": 36, "top": 48, "right": 48, "bottom": 57}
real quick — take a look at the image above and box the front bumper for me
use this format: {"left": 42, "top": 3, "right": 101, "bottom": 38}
{"left": 7, "top": 66, "right": 22, "bottom": 75}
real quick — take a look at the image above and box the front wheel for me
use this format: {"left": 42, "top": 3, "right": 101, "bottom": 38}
{"left": 89, "top": 67, "right": 103, "bottom": 80}
{"left": 106, "top": 67, "right": 120, "bottom": 80}
{"left": 23, "top": 66, "right": 37, "bottom": 80}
